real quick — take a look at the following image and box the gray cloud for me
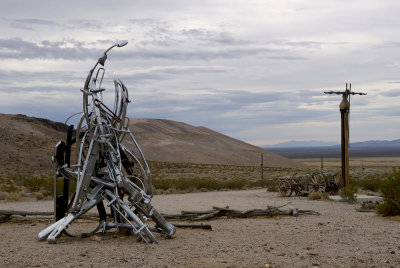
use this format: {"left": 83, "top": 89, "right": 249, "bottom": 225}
{"left": 382, "top": 89, "right": 400, "bottom": 97}
{"left": 0, "top": 38, "right": 101, "bottom": 59}
{"left": 129, "top": 46, "right": 307, "bottom": 61}
{"left": 8, "top": 18, "right": 58, "bottom": 31}
{"left": 12, "top": 18, "right": 58, "bottom": 26}
{"left": 129, "top": 88, "right": 334, "bottom": 129}
{"left": 1, "top": 0, "right": 400, "bottom": 144}
{"left": 0, "top": 35, "right": 308, "bottom": 62}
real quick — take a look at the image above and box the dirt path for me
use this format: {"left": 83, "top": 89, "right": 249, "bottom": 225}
{"left": 1, "top": 189, "right": 399, "bottom": 267}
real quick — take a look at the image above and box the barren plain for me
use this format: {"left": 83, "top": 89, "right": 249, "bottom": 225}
{"left": 1, "top": 189, "right": 399, "bottom": 268}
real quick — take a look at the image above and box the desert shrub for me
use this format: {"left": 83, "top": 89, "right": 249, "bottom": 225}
{"left": 10, "top": 172, "right": 54, "bottom": 193}
{"left": 354, "top": 175, "right": 382, "bottom": 192}
{"left": 41, "top": 189, "right": 52, "bottom": 197}
{"left": 36, "top": 192, "right": 44, "bottom": 200}
{"left": 5, "top": 192, "right": 22, "bottom": 201}
{"left": 321, "top": 192, "right": 330, "bottom": 200}
{"left": 377, "top": 168, "right": 400, "bottom": 216}
{"left": 224, "top": 178, "right": 247, "bottom": 189}
{"left": 308, "top": 192, "right": 322, "bottom": 200}
{"left": 340, "top": 184, "right": 358, "bottom": 203}
{"left": 1, "top": 182, "right": 21, "bottom": 193}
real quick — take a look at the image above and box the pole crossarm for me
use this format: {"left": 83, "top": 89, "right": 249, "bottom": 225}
{"left": 324, "top": 83, "right": 367, "bottom": 97}
{"left": 324, "top": 91, "right": 367, "bottom": 95}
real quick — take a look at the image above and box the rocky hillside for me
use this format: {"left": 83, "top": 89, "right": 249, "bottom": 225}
{"left": 0, "top": 114, "right": 68, "bottom": 177}
{"left": 128, "top": 118, "right": 299, "bottom": 167}
{"left": 0, "top": 113, "right": 300, "bottom": 178}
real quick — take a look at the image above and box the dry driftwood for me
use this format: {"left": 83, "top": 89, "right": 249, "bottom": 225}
{"left": 0, "top": 210, "right": 98, "bottom": 222}
{"left": 162, "top": 205, "right": 319, "bottom": 221}
{"left": 0, "top": 204, "right": 319, "bottom": 224}
{"left": 0, "top": 210, "right": 53, "bottom": 216}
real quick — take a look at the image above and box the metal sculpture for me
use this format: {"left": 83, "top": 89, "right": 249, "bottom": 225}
{"left": 38, "top": 40, "right": 176, "bottom": 244}
{"left": 324, "top": 83, "right": 366, "bottom": 187}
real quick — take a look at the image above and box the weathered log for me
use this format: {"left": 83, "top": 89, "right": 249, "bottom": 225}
{"left": 0, "top": 205, "right": 319, "bottom": 223}
{"left": 0, "top": 210, "right": 53, "bottom": 216}
{"left": 0, "top": 214, "right": 11, "bottom": 223}
{"left": 173, "top": 224, "right": 212, "bottom": 230}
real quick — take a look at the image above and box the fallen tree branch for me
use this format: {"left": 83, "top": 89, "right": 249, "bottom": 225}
{"left": 0, "top": 205, "right": 319, "bottom": 223}
{"left": 173, "top": 224, "right": 212, "bottom": 230}
{"left": 0, "top": 210, "right": 53, "bottom": 216}
{"left": 163, "top": 205, "right": 319, "bottom": 221}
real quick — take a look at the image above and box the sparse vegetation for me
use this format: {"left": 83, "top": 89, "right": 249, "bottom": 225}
{"left": 0, "top": 161, "right": 291, "bottom": 199}
{"left": 0, "top": 157, "right": 397, "bottom": 201}
{"left": 249, "top": 178, "right": 279, "bottom": 192}
{"left": 153, "top": 177, "right": 247, "bottom": 192}
{"left": 0, "top": 172, "right": 58, "bottom": 200}
{"left": 353, "top": 175, "right": 383, "bottom": 192}
{"left": 149, "top": 161, "right": 295, "bottom": 193}
{"left": 308, "top": 192, "right": 322, "bottom": 200}
{"left": 5, "top": 192, "right": 23, "bottom": 202}
{"left": 340, "top": 183, "right": 359, "bottom": 203}
{"left": 377, "top": 168, "right": 400, "bottom": 216}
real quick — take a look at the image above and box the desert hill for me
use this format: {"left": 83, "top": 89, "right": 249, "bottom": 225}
{"left": 128, "top": 118, "right": 299, "bottom": 167}
{"left": 0, "top": 113, "right": 300, "bottom": 177}
{"left": 0, "top": 114, "right": 69, "bottom": 177}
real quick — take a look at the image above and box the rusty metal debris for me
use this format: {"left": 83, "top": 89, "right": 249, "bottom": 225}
{"left": 38, "top": 41, "right": 175, "bottom": 244}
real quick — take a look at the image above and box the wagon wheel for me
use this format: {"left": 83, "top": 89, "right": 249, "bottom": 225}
{"left": 329, "top": 173, "right": 343, "bottom": 195}
{"left": 309, "top": 173, "right": 325, "bottom": 194}
{"left": 290, "top": 179, "right": 301, "bottom": 196}
{"left": 294, "top": 179, "right": 307, "bottom": 196}
{"left": 279, "top": 180, "right": 293, "bottom": 197}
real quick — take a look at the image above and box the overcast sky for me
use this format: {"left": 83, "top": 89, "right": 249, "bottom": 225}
{"left": 1, "top": 0, "right": 399, "bottom": 146}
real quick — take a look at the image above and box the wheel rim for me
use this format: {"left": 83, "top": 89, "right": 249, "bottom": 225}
{"left": 279, "top": 180, "right": 292, "bottom": 197}
{"left": 310, "top": 173, "right": 325, "bottom": 193}
{"left": 330, "top": 173, "right": 343, "bottom": 194}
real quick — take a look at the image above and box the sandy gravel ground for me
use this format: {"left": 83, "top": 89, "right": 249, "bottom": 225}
{"left": 0, "top": 189, "right": 399, "bottom": 268}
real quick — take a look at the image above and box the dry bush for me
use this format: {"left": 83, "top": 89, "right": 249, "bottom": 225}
{"left": 308, "top": 192, "right": 322, "bottom": 200}
{"left": 321, "top": 192, "right": 330, "bottom": 200}
{"left": 5, "top": 192, "right": 22, "bottom": 201}
{"left": 377, "top": 168, "right": 400, "bottom": 216}
{"left": 340, "top": 184, "right": 358, "bottom": 203}
{"left": 353, "top": 175, "right": 382, "bottom": 192}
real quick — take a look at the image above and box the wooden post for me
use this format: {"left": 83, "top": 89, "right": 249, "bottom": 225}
{"left": 321, "top": 155, "right": 324, "bottom": 170}
{"left": 324, "top": 83, "right": 366, "bottom": 188}
{"left": 261, "top": 153, "right": 264, "bottom": 180}
{"left": 340, "top": 106, "right": 350, "bottom": 187}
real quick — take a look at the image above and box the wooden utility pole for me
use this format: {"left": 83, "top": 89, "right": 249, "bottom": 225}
{"left": 324, "top": 83, "right": 366, "bottom": 187}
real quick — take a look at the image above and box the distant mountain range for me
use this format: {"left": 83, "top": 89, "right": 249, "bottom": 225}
{"left": 350, "top": 139, "right": 400, "bottom": 147}
{"left": 264, "top": 139, "right": 400, "bottom": 148}
{"left": 263, "top": 139, "right": 400, "bottom": 158}
{"left": 264, "top": 140, "right": 338, "bottom": 148}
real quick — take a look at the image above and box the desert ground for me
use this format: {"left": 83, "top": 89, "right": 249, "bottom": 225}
{"left": 1, "top": 189, "right": 399, "bottom": 268}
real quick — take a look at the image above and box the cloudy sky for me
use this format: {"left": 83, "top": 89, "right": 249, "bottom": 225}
{"left": 1, "top": 0, "right": 399, "bottom": 146}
